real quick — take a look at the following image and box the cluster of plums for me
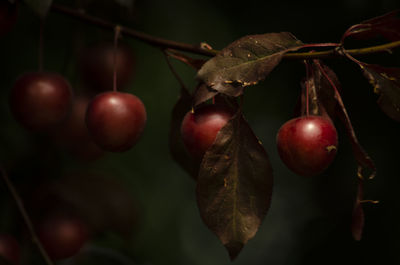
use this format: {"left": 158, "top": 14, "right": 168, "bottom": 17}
{"left": 4, "top": 36, "right": 141, "bottom": 264}
{"left": 3, "top": 0, "right": 338, "bottom": 173}
{"left": 8, "top": 67, "right": 338, "bottom": 169}
{"left": 0, "top": 214, "right": 89, "bottom": 264}
{"left": 180, "top": 104, "right": 338, "bottom": 177}
{"left": 9, "top": 72, "right": 146, "bottom": 153}
{"left": 1, "top": 2, "right": 130, "bottom": 263}
{"left": 2, "top": 1, "right": 338, "bottom": 262}
{"left": 9, "top": 42, "right": 146, "bottom": 154}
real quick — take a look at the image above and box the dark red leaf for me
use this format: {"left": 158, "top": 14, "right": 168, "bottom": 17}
{"left": 196, "top": 113, "right": 273, "bottom": 260}
{"left": 197, "top": 32, "right": 303, "bottom": 102}
{"left": 310, "top": 61, "right": 339, "bottom": 119}
{"left": 169, "top": 88, "right": 200, "bottom": 178}
{"left": 313, "top": 60, "right": 376, "bottom": 179}
{"left": 342, "top": 10, "right": 400, "bottom": 42}
{"left": 360, "top": 64, "right": 400, "bottom": 122}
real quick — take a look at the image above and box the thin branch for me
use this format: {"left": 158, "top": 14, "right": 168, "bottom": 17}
{"left": 0, "top": 166, "right": 55, "bottom": 265}
{"left": 284, "top": 40, "right": 400, "bottom": 60}
{"left": 50, "top": 4, "right": 218, "bottom": 57}
{"left": 50, "top": 4, "right": 400, "bottom": 60}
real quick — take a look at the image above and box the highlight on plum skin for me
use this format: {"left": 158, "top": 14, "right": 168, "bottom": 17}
{"left": 85, "top": 91, "right": 147, "bottom": 152}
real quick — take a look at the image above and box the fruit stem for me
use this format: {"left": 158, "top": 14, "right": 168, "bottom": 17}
{"left": 304, "top": 60, "right": 311, "bottom": 116}
{"left": 0, "top": 166, "right": 55, "bottom": 265}
{"left": 113, "top": 25, "right": 121, "bottom": 92}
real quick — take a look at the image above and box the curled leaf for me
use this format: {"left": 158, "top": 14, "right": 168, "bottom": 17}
{"left": 197, "top": 32, "right": 303, "bottom": 101}
{"left": 313, "top": 60, "right": 376, "bottom": 178}
{"left": 196, "top": 113, "right": 273, "bottom": 260}
{"left": 342, "top": 10, "right": 400, "bottom": 42}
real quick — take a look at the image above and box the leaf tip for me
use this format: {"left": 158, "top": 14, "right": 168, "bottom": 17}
{"left": 224, "top": 241, "right": 244, "bottom": 261}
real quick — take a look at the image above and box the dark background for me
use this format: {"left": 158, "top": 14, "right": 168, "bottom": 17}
{"left": 1, "top": 0, "right": 400, "bottom": 264}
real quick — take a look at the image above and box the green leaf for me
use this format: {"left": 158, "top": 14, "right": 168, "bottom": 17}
{"left": 24, "top": 0, "right": 53, "bottom": 18}
{"left": 361, "top": 64, "right": 400, "bottom": 122}
{"left": 169, "top": 88, "right": 200, "bottom": 179}
{"left": 197, "top": 32, "right": 303, "bottom": 100}
{"left": 196, "top": 113, "right": 273, "bottom": 260}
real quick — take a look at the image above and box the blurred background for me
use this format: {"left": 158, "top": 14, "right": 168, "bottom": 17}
{"left": 1, "top": 0, "right": 400, "bottom": 264}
